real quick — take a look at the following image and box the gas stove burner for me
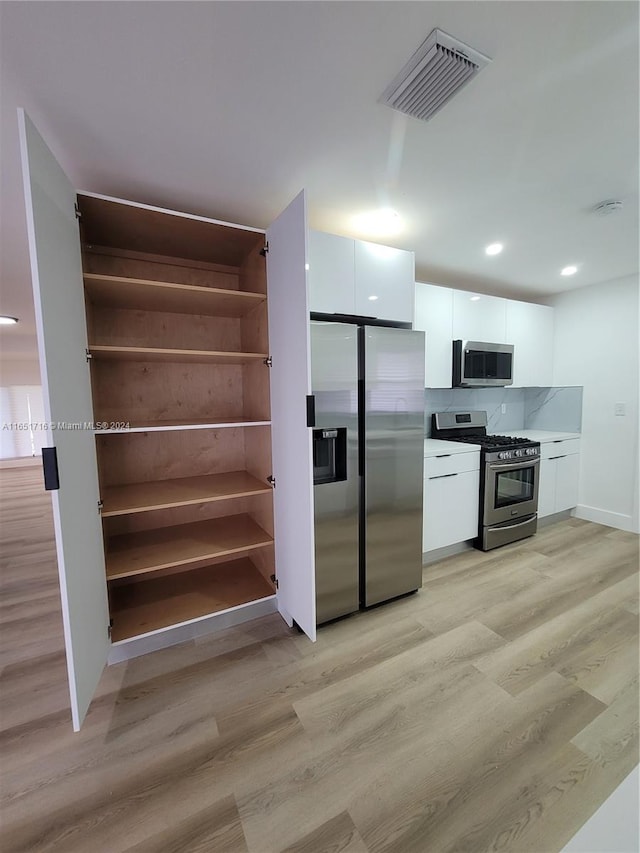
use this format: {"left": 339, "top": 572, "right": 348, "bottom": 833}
{"left": 450, "top": 433, "right": 533, "bottom": 449}
{"left": 487, "top": 434, "right": 530, "bottom": 446}
{"left": 429, "top": 412, "right": 540, "bottom": 453}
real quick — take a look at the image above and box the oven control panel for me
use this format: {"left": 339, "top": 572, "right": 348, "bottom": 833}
{"left": 496, "top": 447, "right": 540, "bottom": 460}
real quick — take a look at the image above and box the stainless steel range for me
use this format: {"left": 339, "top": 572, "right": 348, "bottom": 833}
{"left": 431, "top": 411, "right": 541, "bottom": 551}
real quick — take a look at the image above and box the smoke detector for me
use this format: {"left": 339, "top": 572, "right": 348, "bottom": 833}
{"left": 594, "top": 200, "right": 624, "bottom": 216}
{"left": 379, "top": 29, "right": 491, "bottom": 123}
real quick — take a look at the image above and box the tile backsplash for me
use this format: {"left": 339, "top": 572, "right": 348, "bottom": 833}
{"left": 524, "top": 386, "right": 583, "bottom": 432}
{"left": 425, "top": 386, "right": 582, "bottom": 435}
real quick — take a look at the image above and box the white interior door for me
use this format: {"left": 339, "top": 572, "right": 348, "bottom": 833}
{"left": 266, "top": 191, "right": 316, "bottom": 640}
{"left": 18, "top": 110, "right": 110, "bottom": 730}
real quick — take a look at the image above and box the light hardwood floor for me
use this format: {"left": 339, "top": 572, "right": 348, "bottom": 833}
{"left": 0, "top": 466, "right": 638, "bottom": 853}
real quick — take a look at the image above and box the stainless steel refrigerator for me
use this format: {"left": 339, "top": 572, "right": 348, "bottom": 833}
{"left": 310, "top": 320, "right": 425, "bottom": 624}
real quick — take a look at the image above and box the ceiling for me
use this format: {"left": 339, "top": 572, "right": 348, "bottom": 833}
{"left": 1, "top": 1, "right": 638, "bottom": 359}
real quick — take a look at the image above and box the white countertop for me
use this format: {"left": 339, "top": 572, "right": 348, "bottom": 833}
{"left": 424, "top": 438, "right": 482, "bottom": 457}
{"left": 497, "top": 430, "right": 581, "bottom": 443}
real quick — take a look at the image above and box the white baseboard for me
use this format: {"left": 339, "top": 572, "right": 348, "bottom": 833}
{"left": 574, "top": 504, "right": 639, "bottom": 535}
{"left": 422, "top": 541, "right": 474, "bottom": 565}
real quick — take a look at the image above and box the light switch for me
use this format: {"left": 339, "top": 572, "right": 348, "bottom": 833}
{"left": 614, "top": 402, "right": 626, "bottom": 416}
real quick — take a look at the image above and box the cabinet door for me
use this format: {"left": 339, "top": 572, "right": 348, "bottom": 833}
{"left": 266, "top": 191, "right": 316, "bottom": 641}
{"left": 18, "top": 110, "right": 110, "bottom": 731}
{"left": 354, "top": 241, "right": 415, "bottom": 324}
{"left": 452, "top": 291, "right": 507, "bottom": 342}
{"left": 414, "top": 283, "right": 454, "bottom": 388}
{"left": 307, "top": 230, "right": 355, "bottom": 315}
{"left": 423, "top": 469, "right": 479, "bottom": 551}
{"left": 537, "top": 458, "right": 556, "bottom": 518}
{"left": 554, "top": 453, "right": 580, "bottom": 512}
{"left": 506, "top": 301, "right": 554, "bottom": 387}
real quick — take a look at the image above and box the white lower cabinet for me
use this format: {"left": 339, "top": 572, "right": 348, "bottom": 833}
{"left": 423, "top": 452, "right": 480, "bottom": 552}
{"left": 537, "top": 440, "right": 580, "bottom": 517}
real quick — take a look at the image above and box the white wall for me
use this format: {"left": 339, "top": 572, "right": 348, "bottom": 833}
{"left": 0, "top": 355, "right": 41, "bottom": 385}
{"left": 550, "top": 275, "right": 639, "bottom": 533}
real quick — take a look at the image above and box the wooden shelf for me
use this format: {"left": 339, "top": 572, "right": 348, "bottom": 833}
{"left": 106, "top": 514, "right": 273, "bottom": 580}
{"left": 102, "top": 471, "right": 271, "bottom": 516}
{"left": 109, "top": 557, "right": 275, "bottom": 642}
{"left": 84, "top": 273, "right": 266, "bottom": 317}
{"left": 89, "top": 345, "right": 268, "bottom": 364}
{"left": 95, "top": 418, "right": 271, "bottom": 434}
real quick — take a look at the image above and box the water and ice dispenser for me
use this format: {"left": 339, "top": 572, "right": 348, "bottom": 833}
{"left": 312, "top": 428, "right": 347, "bottom": 485}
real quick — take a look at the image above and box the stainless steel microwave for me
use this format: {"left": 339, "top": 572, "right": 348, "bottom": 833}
{"left": 453, "top": 340, "right": 514, "bottom": 387}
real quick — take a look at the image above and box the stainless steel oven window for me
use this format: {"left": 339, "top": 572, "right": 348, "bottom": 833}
{"left": 494, "top": 466, "right": 536, "bottom": 507}
{"left": 483, "top": 457, "right": 539, "bottom": 526}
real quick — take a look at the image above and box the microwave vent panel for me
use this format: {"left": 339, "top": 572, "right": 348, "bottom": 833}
{"left": 379, "top": 29, "right": 491, "bottom": 123}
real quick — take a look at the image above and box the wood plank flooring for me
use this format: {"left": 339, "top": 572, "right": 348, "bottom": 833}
{"left": 0, "top": 466, "right": 638, "bottom": 853}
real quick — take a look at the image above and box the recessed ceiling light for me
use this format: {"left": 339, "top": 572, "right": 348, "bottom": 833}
{"left": 561, "top": 265, "right": 578, "bottom": 276}
{"left": 368, "top": 295, "right": 379, "bottom": 301}
{"left": 485, "top": 243, "right": 503, "bottom": 256}
{"left": 352, "top": 208, "right": 402, "bottom": 237}
{"left": 0, "top": 315, "right": 19, "bottom": 325}
{"left": 470, "top": 296, "right": 481, "bottom": 302}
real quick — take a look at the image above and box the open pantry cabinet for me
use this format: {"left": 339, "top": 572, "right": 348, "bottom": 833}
{"left": 19, "top": 110, "right": 316, "bottom": 730}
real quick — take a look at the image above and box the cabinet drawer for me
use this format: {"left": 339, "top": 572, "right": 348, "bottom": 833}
{"left": 540, "top": 439, "right": 580, "bottom": 459}
{"left": 424, "top": 450, "right": 480, "bottom": 479}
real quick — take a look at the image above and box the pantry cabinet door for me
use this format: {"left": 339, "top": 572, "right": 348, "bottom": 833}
{"left": 266, "top": 190, "right": 316, "bottom": 641}
{"left": 18, "top": 110, "right": 110, "bottom": 730}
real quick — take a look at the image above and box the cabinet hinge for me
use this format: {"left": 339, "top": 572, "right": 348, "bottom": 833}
{"left": 74, "top": 202, "right": 82, "bottom": 220}
{"left": 97, "top": 499, "right": 104, "bottom": 514}
{"left": 260, "top": 242, "right": 269, "bottom": 257}
{"left": 85, "top": 348, "right": 93, "bottom": 362}
{"left": 108, "top": 619, "right": 113, "bottom": 638}
{"left": 264, "top": 355, "right": 272, "bottom": 367}
{"left": 267, "top": 475, "right": 276, "bottom": 489}
{"left": 270, "top": 573, "right": 279, "bottom": 589}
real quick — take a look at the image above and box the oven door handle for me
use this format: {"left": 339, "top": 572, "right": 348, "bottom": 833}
{"left": 497, "top": 515, "right": 539, "bottom": 530}
{"left": 487, "top": 459, "right": 539, "bottom": 473}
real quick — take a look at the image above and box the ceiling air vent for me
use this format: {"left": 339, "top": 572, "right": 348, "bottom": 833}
{"left": 379, "top": 29, "right": 491, "bottom": 123}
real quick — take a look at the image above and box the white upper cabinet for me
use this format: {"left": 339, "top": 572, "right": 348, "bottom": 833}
{"left": 307, "top": 230, "right": 355, "bottom": 315}
{"left": 307, "top": 231, "right": 415, "bottom": 324}
{"left": 452, "top": 291, "right": 507, "bottom": 343}
{"left": 505, "top": 300, "right": 554, "bottom": 387}
{"left": 354, "top": 240, "right": 415, "bottom": 324}
{"left": 414, "top": 282, "right": 454, "bottom": 388}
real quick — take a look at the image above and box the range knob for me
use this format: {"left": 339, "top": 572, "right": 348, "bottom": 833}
{"left": 499, "top": 451, "right": 511, "bottom": 460}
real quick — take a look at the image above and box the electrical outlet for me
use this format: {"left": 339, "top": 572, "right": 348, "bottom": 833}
{"left": 614, "top": 402, "right": 626, "bottom": 417}
{"left": 501, "top": 403, "right": 507, "bottom": 414}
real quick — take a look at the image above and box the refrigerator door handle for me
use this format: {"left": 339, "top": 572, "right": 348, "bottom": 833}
{"left": 357, "top": 377, "right": 365, "bottom": 477}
